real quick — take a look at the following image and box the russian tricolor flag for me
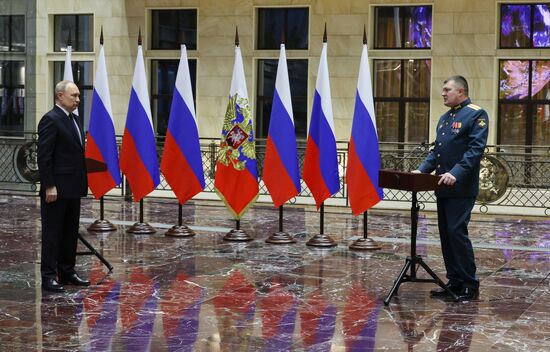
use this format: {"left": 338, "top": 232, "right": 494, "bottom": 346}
{"left": 302, "top": 41, "right": 340, "bottom": 208}
{"left": 120, "top": 43, "right": 160, "bottom": 201}
{"left": 85, "top": 41, "right": 121, "bottom": 199}
{"left": 346, "top": 42, "right": 384, "bottom": 216}
{"left": 160, "top": 45, "right": 205, "bottom": 204}
{"left": 263, "top": 44, "right": 301, "bottom": 208}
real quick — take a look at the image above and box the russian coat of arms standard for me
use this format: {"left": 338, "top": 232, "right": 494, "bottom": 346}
{"left": 217, "top": 94, "right": 256, "bottom": 171}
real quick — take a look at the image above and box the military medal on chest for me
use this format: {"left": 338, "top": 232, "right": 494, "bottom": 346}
{"left": 451, "top": 121, "right": 462, "bottom": 134}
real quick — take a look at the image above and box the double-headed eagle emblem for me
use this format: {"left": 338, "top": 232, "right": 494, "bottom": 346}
{"left": 217, "top": 94, "right": 256, "bottom": 170}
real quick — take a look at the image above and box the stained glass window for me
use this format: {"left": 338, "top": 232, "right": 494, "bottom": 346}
{"left": 500, "top": 3, "right": 550, "bottom": 48}
{"left": 498, "top": 59, "right": 550, "bottom": 147}
{"left": 374, "top": 6, "right": 432, "bottom": 49}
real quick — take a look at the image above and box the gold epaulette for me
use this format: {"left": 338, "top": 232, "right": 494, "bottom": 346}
{"left": 467, "top": 103, "right": 481, "bottom": 110}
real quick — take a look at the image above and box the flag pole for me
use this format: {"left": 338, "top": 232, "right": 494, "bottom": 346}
{"left": 166, "top": 202, "right": 195, "bottom": 237}
{"left": 348, "top": 26, "right": 382, "bottom": 250}
{"left": 87, "top": 196, "right": 117, "bottom": 232}
{"left": 222, "top": 26, "right": 254, "bottom": 242}
{"left": 266, "top": 204, "right": 297, "bottom": 244}
{"left": 86, "top": 27, "right": 116, "bottom": 233}
{"left": 125, "top": 28, "right": 156, "bottom": 235}
{"left": 305, "top": 24, "right": 337, "bottom": 248}
{"left": 349, "top": 211, "right": 381, "bottom": 250}
{"left": 162, "top": 33, "right": 198, "bottom": 238}
{"left": 127, "top": 198, "right": 156, "bottom": 234}
{"left": 265, "top": 30, "right": 296, "bottom": 245}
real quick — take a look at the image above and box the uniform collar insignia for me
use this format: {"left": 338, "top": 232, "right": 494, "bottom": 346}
{"left": 452, "top": 98, "right": 471, "bottom": 111}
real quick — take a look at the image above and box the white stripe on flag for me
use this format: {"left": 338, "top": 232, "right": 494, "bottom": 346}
{"left": 175, "top": 45, "right": 198, "bottom": 125}
{"left": 315, "top": 43, "right": 334, "bottom": 134}
{"left": 95, "top": 45, "right": 114, "bottom": 123}
{"left": 274, "top": 44, "right": 294, "bottom": 125}
{"left": 131, "top": 45, "right": 154, "bottom": 129}
{"left": 356, "top": 44, "right": 377, "bottom": 135}
{"left": 230, "top": 46, "right": 248, "bottom": 99}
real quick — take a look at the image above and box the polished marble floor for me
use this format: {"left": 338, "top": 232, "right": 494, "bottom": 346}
{"left": 0, "top": 194, "right": 549, "bottom": 351}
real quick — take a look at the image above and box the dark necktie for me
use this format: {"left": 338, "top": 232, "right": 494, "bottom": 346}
{"left": 69, "top": 113, "right": 83, "bottom": 145}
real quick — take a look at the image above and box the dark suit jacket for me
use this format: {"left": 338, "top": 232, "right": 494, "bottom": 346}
{"left": 37, "top": 105, "right": 88, "bottom": 198}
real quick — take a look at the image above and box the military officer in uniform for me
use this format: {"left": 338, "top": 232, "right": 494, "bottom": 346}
{"left": 414, "top": 75, "right": 488, "bottom": 301}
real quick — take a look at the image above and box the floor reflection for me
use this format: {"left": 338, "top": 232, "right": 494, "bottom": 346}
{"left": 0, "top": 195, "right": 548, "bottom": 351}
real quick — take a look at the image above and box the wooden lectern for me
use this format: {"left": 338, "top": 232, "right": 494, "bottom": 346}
{"left": 85, "top": 158, "right": 108, "bottom": 172}
{"left": 379, "top": 169, "right": 458, "bottom": 305}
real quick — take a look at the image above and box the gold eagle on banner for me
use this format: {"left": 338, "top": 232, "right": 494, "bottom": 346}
{"left": 217, "top": 94, "right": 256, "bottom": 171}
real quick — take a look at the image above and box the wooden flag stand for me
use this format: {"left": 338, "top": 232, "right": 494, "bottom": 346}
{"left": 165, "top": 203, "right": 195, "bottom": 237}
{"left": 349, "top": 211, "right": 381, "bottom": 250}
{"left": 266, "top": 205, "right": 296, "bottom": 244}
{"left": 306, "top": 203, "right": 337, "bottom": 247}
{"left": 126, "top": 199, "right": 156, "bottom": 234}
{"left": 224, "top": 219, "right": 253, "bottom": 241}
{"left": 87, "top": 197, "right": 117, "bottom": 232}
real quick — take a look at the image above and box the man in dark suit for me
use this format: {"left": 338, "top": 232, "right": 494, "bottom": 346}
{"left": 38, "top": 80, "right": 90, "bottom": 292}
{"left": 414, "top": 76, "right": 488, "bottom": 301}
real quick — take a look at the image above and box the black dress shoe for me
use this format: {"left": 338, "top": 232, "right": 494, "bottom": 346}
{"left": 430, "top": 283, "right": 461, "bottom": 297}
{"left": 59, "top": 273, "right": 90, "bottom": 286}
{"left": 42, "top": 278, "right": 65, "bottom": 292}
{"left": 455, "top": 287, "right": 479, "bottom": 301}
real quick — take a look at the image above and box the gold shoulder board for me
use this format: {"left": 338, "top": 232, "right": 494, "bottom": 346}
{"left": 467, "top": 103, "right": 481, "bottom": 110}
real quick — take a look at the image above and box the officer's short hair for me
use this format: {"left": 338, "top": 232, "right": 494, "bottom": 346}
{"left": 444, "top": 75, "right": 469, "bottom": 96}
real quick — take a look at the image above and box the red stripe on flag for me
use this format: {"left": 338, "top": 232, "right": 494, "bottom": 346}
{"left": 347, "top": 139, "right": 381, "bottom": 215}
{"left": 86, "top": 134, "right": 116, "bottom": 199}
{"left": 120, "top": 129, "right": 155, "bottom": 201}
{"left": 263, "top": 137, "right": 299, "bottom": 208}
{"left": 160, "top": 131, "right": 203, "bottom": 204}
{"left": 214, "top": 163, "right": 259, "bottom": 219}
{"left": 302, "top": 137, "right": 331, "bottom": 208}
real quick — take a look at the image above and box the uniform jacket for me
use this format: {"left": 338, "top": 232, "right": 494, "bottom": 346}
{"left": 37, "top": 105, "right": 88, "bottom": 198}
{"left": 418, "top": 98, "right": 488, "bottom": 198}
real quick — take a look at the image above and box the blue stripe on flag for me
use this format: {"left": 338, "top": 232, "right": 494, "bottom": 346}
{"left": 89, "top": 89, "right": 121, "bottom": 184}
{"left": 310, "top": 90, "right": 340, "bottom": 195}
{"left": 268, "top": 90, "right": 301, "bottom": 192}
{"left": 167, "top": 89, "right": 205, "bottom": 188}
{"left": 126, "top": 88, "right": 160, "bottom": 186}
{"left": 351, "top": 93, "right": 383, "bottom": 199}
